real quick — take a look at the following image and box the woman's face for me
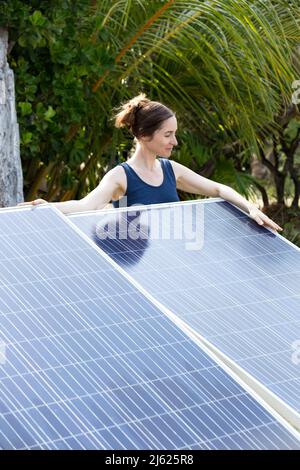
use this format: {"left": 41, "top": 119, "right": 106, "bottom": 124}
{"left": 140, "top": 115, "right": 178, "bottom": 157}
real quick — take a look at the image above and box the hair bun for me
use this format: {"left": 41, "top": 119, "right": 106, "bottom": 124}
{"left": 114, "top": 93, "right": 149, "bottom": 132}
{"left": 127, "top": 94, "right": 149, "bottom": 112}
{"left": 114, "top": 93, "right": 174, "bottom": 138}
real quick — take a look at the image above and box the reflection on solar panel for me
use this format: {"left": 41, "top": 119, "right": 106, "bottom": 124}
{"left": 70, "top": 199, "right": 300, "bottom": 430}
{"left": 0, "top": 205, "right": 299, "bottom": 449}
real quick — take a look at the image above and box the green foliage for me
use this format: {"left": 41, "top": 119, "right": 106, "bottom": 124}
{"left": 1, "top": 0, "right": 115, "bottom": 199}
{"left": 284, "top": 119, "right": 300, "bottom": 143}
{"left": 175, "top": 131, "right": 214, "bottom": 168}
{"left": 212, "top": 157, "right": 258, "bottom": 200}
{"left": 284, "top": 219, "right": 300, "bottom": 247}
{"left": 1, "top": 0, "right": 300, "bottom": 212}
{"left": 264, "top": 204, "right": 300, "bottom": 248}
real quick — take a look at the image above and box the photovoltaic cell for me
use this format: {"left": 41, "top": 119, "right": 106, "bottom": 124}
{"left": 0, "top": 205, "right": 299, "bottom": 449}
{"left": 70, "top": 200, "right": 300, "bottom": 419}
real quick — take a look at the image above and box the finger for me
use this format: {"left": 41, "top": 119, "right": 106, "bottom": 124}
{"left": 261, "top": 220, "right": 282, "bottom": 231}
{"left": 18, "top": 200, "right": 45, "bottom": 207}
{"left": 270, "top": 222, "right": 283, "bottom": 231}
{"left": 254, "top": 216, "right": 264, "bottom": 226}
{"left": 254, "top": 216, "right": 278, "bottom": 231}
{"left": 265, "top": 221, "right": 283, "bottom": 231}
{"left": 260, "top": 215, "right": 282, "bottom": 231}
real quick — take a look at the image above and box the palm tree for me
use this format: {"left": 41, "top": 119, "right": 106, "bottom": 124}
{"left": 2, "top": 0, "right": 300, "bottom": 205}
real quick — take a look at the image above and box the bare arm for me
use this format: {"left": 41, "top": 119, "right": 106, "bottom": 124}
{"left": 171, "top": 161, "right": 282, "bottom": 231}
{"left": 18, "top": 167, "right": 125, "bottom": 214}
{"left": 172, "top": 161, "right": 220, "bottom": 197}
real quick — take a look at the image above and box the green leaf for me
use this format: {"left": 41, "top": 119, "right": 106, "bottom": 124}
{"left": 44, "top": 106, "right": 56, "bottom": 122}
{"left": 21, "top": 132, "right": 33, "bottom": 145}
{"left": 19, "top": 102, "right": 32, "bottom": 116}
{"left": 29, "top": 11, "right": 45, "bottom": 26}
{"left": 17, "top": 36, "right": 27, "bottom": 48}
{"left": 36, "top": 102, "right": 46, "bottom": 116}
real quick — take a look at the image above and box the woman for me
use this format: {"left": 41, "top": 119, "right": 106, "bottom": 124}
{"left": 19, "top": 94, "right": 282, "bottom": 231}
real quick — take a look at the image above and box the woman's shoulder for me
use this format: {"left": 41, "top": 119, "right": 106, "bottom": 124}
{"left": 159, "top": 157, "right": 174, "bottom": 167}
{"left": 105, "top": 164, "right": 127, "bottom": 188}
{"left": 160, "top": 158, "right": 178, "bottom": 170}
{"left": 165, "top": 159, "right": 184, "bottom": 180}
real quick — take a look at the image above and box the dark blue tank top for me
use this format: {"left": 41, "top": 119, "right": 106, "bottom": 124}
{"left": 112, "top": 158, "right": 180, "bottom": 208}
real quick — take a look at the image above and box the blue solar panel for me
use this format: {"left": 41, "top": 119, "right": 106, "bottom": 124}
{"left": 70, "top": 200, "right": 300, "bottom": 426}
{"left": 1, "top": 205, "right": 299, "bottom": 449}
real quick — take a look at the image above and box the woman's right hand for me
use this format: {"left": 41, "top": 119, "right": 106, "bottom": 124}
{"left": 18, "top": 199, "right": 49, "bottom": 207}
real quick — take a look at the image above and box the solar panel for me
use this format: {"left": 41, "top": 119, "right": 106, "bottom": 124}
{"left": 0, "top": 205, "right": 299, "bottom": 449}
{"left": 70, "top": 199, "right": 300, "bottom": 429}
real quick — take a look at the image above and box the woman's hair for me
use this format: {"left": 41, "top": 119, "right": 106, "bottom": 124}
{"left": 114, "top": 93, "right": 174, "bottom": 139}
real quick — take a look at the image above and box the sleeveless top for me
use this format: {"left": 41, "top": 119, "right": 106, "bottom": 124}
{"left": 112, "top": 158, "right": 180, "bottom": 208}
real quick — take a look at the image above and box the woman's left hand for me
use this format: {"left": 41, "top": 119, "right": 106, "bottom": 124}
{"left": 248, "top": 206, "right": 283, "bottom": 232}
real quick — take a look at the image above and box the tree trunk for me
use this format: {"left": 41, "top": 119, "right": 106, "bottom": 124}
{"left": 0, "top": 28, "right": 23, "bottom": 207}
{"left": 274, "top": 172, "right": 285, "bottom": 205}
{"left": 292, "top": 179, "right": 300, "bottom": 209}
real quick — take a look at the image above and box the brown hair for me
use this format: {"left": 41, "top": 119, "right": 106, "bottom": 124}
{"left": 114, "top": 93, "right": 174, "bottom": 139}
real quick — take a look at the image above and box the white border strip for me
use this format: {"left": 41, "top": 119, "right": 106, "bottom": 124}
{"left": 68, "top": 197, "right": 223, "bottom": 217}
{"left": 0, "top": 205, "right": 35, "bottom": 213}
{"left": 0, "top": 198, "right": 221, "bottom": 215}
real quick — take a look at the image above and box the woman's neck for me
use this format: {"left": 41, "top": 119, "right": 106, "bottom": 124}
{"left": 129, "top": 146, "right": 158, "bottom": 171}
